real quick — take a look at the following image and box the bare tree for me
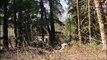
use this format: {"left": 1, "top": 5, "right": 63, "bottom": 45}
{"left": 94, "top": 0, "right": 107, "bottom": 50}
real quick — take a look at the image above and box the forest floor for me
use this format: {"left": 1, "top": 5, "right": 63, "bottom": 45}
{"left": 0, "top": 45, "right": 106, "bottom": 60}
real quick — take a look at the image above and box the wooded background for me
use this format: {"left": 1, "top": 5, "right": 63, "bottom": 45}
{"left": 0, "top": 0, "right": 107, "bottom": 50}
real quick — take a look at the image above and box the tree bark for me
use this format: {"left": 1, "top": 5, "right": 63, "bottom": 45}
{"left": 18, "top": 11, "right": 23, "bottom": 47}
{"left": 76, "top": 0, "right": 82, "bottom": 45}
{"left": 13, "top": 0, "right": 18, "bottom": 47}
{"left": 88, "top": 0, "right": 92, "bottom": 44}
{"left": 94, "top": 0, "right": 107, "bottom": 50}
{"left": 49, "top": 0, "right": 56, "bottom": 47}
{"left": 40, "top": 0, "right": 44, "bottom": 44}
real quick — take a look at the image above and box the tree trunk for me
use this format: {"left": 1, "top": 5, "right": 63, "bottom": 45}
{"left": 13, "top": 0, "right": 18, "bottom": 47}
{"left": 18, "top": 11, "right": 23, "bottom": 47}
{"left": 88, "top": 0, "right": 92, "bottom": 44}
{"left": 3, "top": 0, "right": 9, "bottom": 48}
{"left": 94, "top": 0, "right": 107, "bottom": 50}
{"left": 49, "top": 0, "right": 56, "bottom": 47}
{"left": 40, "top": 0, "right": 44, "bottom": 44}
{"left": 76, "top": 0, "right": 82, "bottom": 45}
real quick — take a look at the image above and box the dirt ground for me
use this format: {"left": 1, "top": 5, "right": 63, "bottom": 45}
{"left": 0, "top": 45, "right": 106, "bottom": 60}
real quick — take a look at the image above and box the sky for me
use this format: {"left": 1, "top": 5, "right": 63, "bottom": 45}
{"left": 44, "top": 0, "right": 69, "bottom": 22}
{"left": 59, "top": 0, "right": 68, "bottom": 22}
